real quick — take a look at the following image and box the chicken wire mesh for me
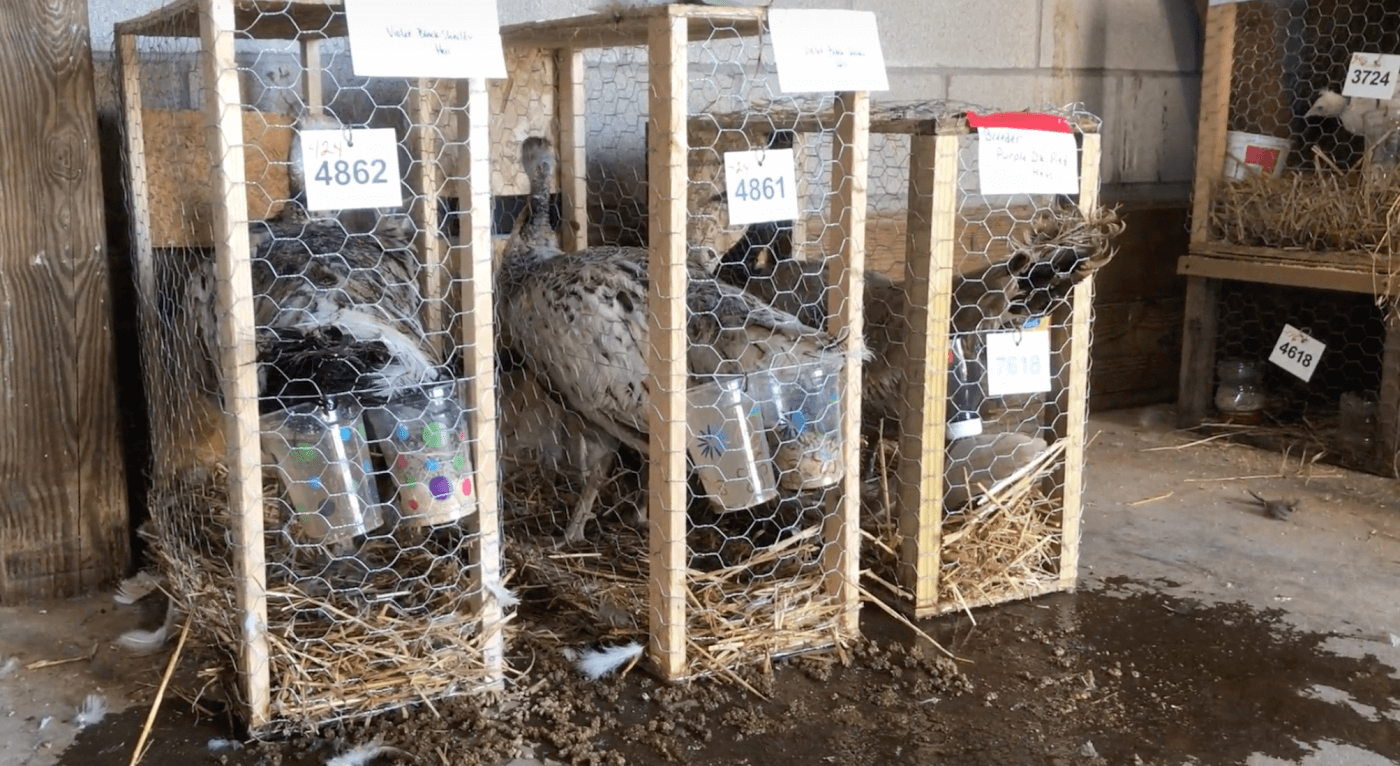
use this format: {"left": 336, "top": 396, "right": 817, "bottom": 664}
{"left": 1198, "top": 0, "right": 1400, "bottom": 308}
{"left": 115, "top": 0, "right": 506, "bottom": 733}
{"left": 1184, "top": 0, "right": 1400, "bottom": 479}
{"left": 850, "top": 102, "right": 1118, "bottom": 616}
{"left": 491, "top": 6, "right": 863, "bottom": 678}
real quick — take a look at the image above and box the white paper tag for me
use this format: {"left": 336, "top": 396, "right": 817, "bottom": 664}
{"left": 1268, "top": 324, "right": 1325, "bottom": 382}
{"left": 724, "top": 149, "right": 800, "bottom": 226}
{"left": 1341, "top": 52, "right": 1400, "bottom": 100}
{"left": 977, "top": 127, "right": 1080, "bottom": 196}
{"left": 1207, "top": 0, "right": 1250, "bottom": 5}
{"left": 985, "top": 323, "right": 1052, "bottom": 396}
{"left": 768, "top": 10, "right": 889, "bottom": 94}
{"left": 345, "top": 0, "right": 506, "bottom": 79}
{"left": 301, "top": 128, "right": 403, "bottom": 212}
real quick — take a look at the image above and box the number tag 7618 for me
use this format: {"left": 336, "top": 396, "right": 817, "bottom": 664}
{"left": 300, "top": 127, "right": 403, "bottom": 212}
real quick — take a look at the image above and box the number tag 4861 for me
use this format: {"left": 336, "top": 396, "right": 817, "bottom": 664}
{"left": 724, "top": 148, "right": 799, "bottom": 227}
{"left": 301, "top": 127, "right": 403, "bottom": 212}
{"left": 1268, "top": 324, "right": 1326, "bottom": 382}
{"left": 1342, "top": 52, "right": 1400, "bottom": 100}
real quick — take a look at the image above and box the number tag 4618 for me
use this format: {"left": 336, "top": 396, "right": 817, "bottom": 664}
{"left": 1342, "top": 52, "right": 1400, "bottom": 100}
{"left": 724, "top": 148, "right": 799, "bottom": 227}
{"left": 301, "top": 127, "right": 403, "bottom": 212}
{"left": 1268, "top": 324, "right": 1325, "bottom": 382}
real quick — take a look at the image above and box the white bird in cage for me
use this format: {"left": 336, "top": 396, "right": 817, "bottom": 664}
{"left": 1306, "top": 89, "right": 1400, "bottom": 136}
{"left": 498, "top": 136, "right": 857, "bottom": 542}
{"left": 714, "top": 203, "right": 1124, "bottom": 436}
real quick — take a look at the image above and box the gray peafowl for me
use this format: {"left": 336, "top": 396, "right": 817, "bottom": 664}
{"left": 497, "top": 136, "right": 859, "bottom": 542}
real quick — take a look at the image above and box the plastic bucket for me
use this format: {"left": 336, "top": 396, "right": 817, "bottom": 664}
{"left": 1223, "top": 131, "right": 1290, "bottom": 179}
{"left": 687, "top": 376, "right": 779, "bottom": 511}
{"left": 365, "top": 380, "right": 477, "bottom": 529}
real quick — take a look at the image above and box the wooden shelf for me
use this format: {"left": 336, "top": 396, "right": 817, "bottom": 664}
{"left": 1178, "top": 244, "right": 1396, "bottom": 296}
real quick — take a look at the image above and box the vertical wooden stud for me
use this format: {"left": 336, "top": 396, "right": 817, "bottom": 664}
{"left": 1379, "top": 310, "right": 1400, "bottom": 478}
{"left": 453, "top": 77, "right": 506, "bottom": 690}
{"left": 1177, "top": 275, "right": 1220, "bottom": 428}
{"left": 1189, "top": 1, "right": 1235, "bottom": 246}
{"left": 557, "top": 48, "right": 588, "bottom": 252}
{"left": 646, "top": 10, "right": 689, "bottom": 680}
{"left": 412, "top": 79, "right": 449, "bottom": 347}
{"left": 198, "top": 0, "right": 270, "bottom": 728}
{"left": 898, "top": 132, "right": 958, "bottom": 617}
{"left": 300, "top": 38, "right": 323, "bottom": 118}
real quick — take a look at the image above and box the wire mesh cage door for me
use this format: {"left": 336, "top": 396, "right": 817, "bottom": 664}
{"left": 114, "top": 0, "right": 505, "bottom": 732}
{"left": 492, "top": 4, "right": 865, "bottom": 681}
{"left": 854, "top": 110, "right": 1103, "bottom": 619}
{"left": 1178, "top": 0, "right": 1400, "bottom": 476}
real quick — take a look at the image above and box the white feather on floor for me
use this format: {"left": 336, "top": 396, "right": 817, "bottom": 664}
{"left": 117, "top": 602, "right": 181, "bottom": 655}
{"left": 208, "top": 738, "right": 244, "bottom": 751}
{"left": 113, "top": 571, "right": 161, "bottom": 605}
{"left": 0, "top": 657, "right": 18, "bottom": 678}
{"left": 484, "top": 579, "right": 520, "bottom": 609}
{"left": 75, "top": 694, "right": 107, "bottom": 730}
{"left": 574, "top": 642, "right": 644, "bottom": 681}
{"left": 324, "top": 741, "right": 406, "bottom": 766}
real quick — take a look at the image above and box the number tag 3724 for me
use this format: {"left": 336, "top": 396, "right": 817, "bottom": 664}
{"left": 301, "top": 127, "right": 403, "bottom": 212}
{"left": 724, "top": 148, "right": 799, "bottom": 227}
{"left": 985, "top": 321, "right": 1052, "bottom": 396}
{"left": 1268, "top": 324, "right": 1325, "bottom": 382}
{"left": 1342, "top": 52, "right": 1400, "bottom": 100}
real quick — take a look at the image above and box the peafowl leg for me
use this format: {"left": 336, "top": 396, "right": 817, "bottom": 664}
{"left": 563, "top": 431, "right": 618, "bottom": 544}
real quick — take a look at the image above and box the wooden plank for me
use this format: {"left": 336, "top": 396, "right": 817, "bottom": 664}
{"left": 1380, "top": 311, "right": 1400, "bottom": 478}
{"left": 897, "top": 133, "right": 957, "bottom": 617}
{"left": 501, "top": 4, "right": 763, "bottom": 51}
{"left": 1189, "top": 1, "right": 1236, "bottom": 245}
{"left": 119, "top": 35, "right": 156, "bottom": 322}
{"left": 1052, "top": 132, "right": 1101, "bottom": 592}
{"left": 452, "top": 77, "right": 506, "bottom": 690}
{"left": 411, "top": 78, "right": 448, "bottom": 349}
{"left": 198, "top": 0, "right": 270, "bottom": 728}
{"left": 0, "top": 0, "right": 129, "bottom": 601}
{"left": 117, "top": 0, "right": 347, "bottom": 39}
{"left": 557, "top": 48, "right": 588, "bottom": 252}
{"left": 1176, "top": 275, "right": 1220, "bottom": 428}
{"left": 824, "top": 91, "right": 869, "bottom": 637}
{"left": 646, "top": 10, "right": 688, "bottom": 681}
{"left": 1190, "top": 242, "right": 1380, "bottom": 269}
{"left": 300, "top": 37, "right": 323, "bottom": 116}
{"left": 1178, "top": 254, "right": 1395, "bottom": 295}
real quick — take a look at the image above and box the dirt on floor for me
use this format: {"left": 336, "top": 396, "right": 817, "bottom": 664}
{"left": 3, "top": 405, "right": 1399, "bottom": 766}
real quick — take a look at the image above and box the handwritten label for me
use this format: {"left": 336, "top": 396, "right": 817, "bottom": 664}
{"left": 1342, "top": 52, "right": 1400, "bottom": 100}
{"left": 724, "top": 149, "right": 799, "bottom": 226}
{"left": 301, "top": 128, "right": 403, "bottom": 212}
{"left": 1268, "top": 324, "right": 1325, "bottom": 382}
{"left": 768, "top": 10, "right": 889, "bottom": 94}
{"left": 977, "top": 127, "right": 1079, "bottom": 196}
{"left": 345, "top": 0, "right": 506, "bottom": 79}
{"left": 985, "top": 323, "right": 1052, "bottom": 396}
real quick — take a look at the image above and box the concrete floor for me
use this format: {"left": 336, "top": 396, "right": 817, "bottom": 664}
{"left": 2, "top": 404, "right": 1398, "bottom": 765}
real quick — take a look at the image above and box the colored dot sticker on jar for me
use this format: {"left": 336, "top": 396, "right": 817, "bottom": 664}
{"left": 396, "top": 455, "right": 408, "bottom": 470}
{"left": 396, "top": 423, "right": 410, "bottom": 441}
{"left": 309, "top": 477, "right": 323, "bottom": 491}
{"left": 423, "top": 422, "right": 445, "bottom": 449}
{"left": 340, "top": 426, "right": 352, "bottom": 442}
{"left": 404, "top": 476, "right": 416, "bottom": 488}
{"left": 452, "top": 454, "right": 466, "bottom": 472}
{"left": 408, "top": 499, "right": 419, "bottom": 510}
{"left": 362, "top": 459, "right": 373, "bottom": 473}
{"left": 429, "top": 476, "right": 452, "bottom": 500}
{"left": 426, "top": 458, "right": 439, "bottom": 471}
{"left": 461, "top": 478, "right": 472, "bottom": 496}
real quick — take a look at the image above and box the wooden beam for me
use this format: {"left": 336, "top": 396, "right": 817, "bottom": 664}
{"left": 646, "top": 10, "right": 689, "bottom": 681}
{"left": 897, "top": 133, "right": 957, "bottom": 617}
{"left": 411, "top": 78, "right": 448, "bottom": 350}
{"left": 0, "top": 0, "right": 129, "bottom": 601}
{"left": 557, "top": 48, "right": 588, "bottom": 252}
{"left": 1380, "top": 310, "right": 1400, "bottom": 478}
{"left": 1189, "top": 1, "right": 1236, "bottom": 245}
{"left": 1176, "top": 275, "right": 1220, "bottom": 428}
{"left": 452, "top": 77, "right": 506, "bottom": 690}
{"left": 300, "top": 37, "right": 323, "bottom": 117}
{"left": 825, "top": 91, "right": 869, "bottom": 637}
{"left": 1054, "top": 132, "right": 1101, "bottom": 591}
{"left": 1178, "top": 254, "right": 1394, "bottom": 295}
{"left": 198, "top": 0, "right": 269, "bottom": 728}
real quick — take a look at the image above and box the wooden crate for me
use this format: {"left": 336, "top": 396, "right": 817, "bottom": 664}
{"left": 1177, "top": 1, "right": 1400, "bottom": 477}
{"left": 114, "top": 0, "right": 505, "bottom": 732}
{"left": 496, "top": 4, "right": 868, "bottom": 680}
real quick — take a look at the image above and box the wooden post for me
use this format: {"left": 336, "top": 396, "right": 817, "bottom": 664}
{"left": 897, "top": 133, "right": 958, "bottom": 617}
{"left": 1189, "top": 1, "right": 1235, "bottom": 247}
{"left": 646, "top": 10, "right": 689, "bottom": 680}
{"left": 453, "top": 77, "right": 506, "bottom": 689}
{"left": 1177, "top": 276, "right": 1220, "bottom": 428}
{"left": 198, "top": 0, "right": 270, "bottom": 727}
{"left": 1052, "top": 131, "right": 1101, "bottom": 591}
{"left": 825, "top": 91, "right": 869, "bottom": 636}
{"left": 300, "top": 38, "right": 323, "bottom": 118}
{"left": 412, "top": 78, "right": 449, "bottom": 348}
{"left": 0, "top": 0, "right": 130, "bottom": 602}
{"left": 1380, "top": 311, "right": 1400, "bottom": 478}
{"left": 557, "top": 48, "right": 588, "bottom": 252}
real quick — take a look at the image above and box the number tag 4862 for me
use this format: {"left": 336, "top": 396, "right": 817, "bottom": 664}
{"left": 724, "top": 148, "right": 799, "bottom": 227}
{"left": 1342, "top": 52, "right": 1400, "bottom": 100}
{"left": 1268, "top": 324, "right": 1325, "bottom": 382}
{"left": 301, "top": 127, "right": 403, "bottom": 212}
